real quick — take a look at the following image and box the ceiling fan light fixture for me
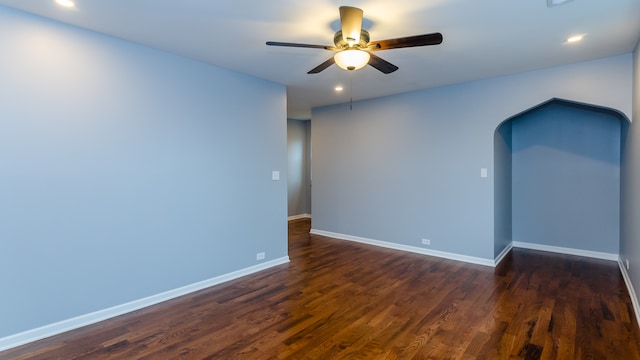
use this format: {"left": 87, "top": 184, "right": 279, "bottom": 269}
{"left": 334, "top": 50, "right": 370, "bottom": 71}
{"left": 266, "top": 6, "right": 442, "bottom": 75}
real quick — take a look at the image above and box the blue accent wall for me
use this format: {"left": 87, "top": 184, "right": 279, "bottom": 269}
{"left": 312, "top": 55, "right": 631, "bottom": 262}
{"left": 511, "top": 100, "right": 623, "bottom": 254}
{"left": 0, "top": 6, "right": 287, "bottom": 338}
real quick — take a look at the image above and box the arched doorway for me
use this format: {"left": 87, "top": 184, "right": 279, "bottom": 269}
{"left": 494, "top": 99, "right": 629, "bottom": 259}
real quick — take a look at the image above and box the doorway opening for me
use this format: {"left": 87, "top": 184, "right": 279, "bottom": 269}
{"left": 287, "top": 119, "right": 312, "bottom": 220}
{"left": 494, "top": 98, "right": 629, "bottom": 259}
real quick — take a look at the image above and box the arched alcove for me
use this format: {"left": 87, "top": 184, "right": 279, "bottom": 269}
{"left": 494, "top": 98, "right": 630, "bottom": 259}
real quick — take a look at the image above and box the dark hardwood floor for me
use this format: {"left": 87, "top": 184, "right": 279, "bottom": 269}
{"left": 3, "top": 218, "right": 640, "bottom": 359}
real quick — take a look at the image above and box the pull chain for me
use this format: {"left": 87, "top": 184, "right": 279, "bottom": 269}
{"left": 349, "top": 71, "right": 353, "bottom": 111}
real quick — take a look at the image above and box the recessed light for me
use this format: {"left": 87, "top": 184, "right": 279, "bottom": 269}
{"left": 56, "top": 0, "right": 75, "bottom": 8}
{"left": 567, "top": 35, "right": 584, "bottom": 43}
{"left": 547, "top": 0, "right": 573, "bottom": 7}
{"left": 335, "top": 86, "right": 344, "bottom": 92}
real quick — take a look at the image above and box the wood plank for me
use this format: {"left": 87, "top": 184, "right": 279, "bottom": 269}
{"left": 2, "top": 218, "right": 640, "bottom": 359}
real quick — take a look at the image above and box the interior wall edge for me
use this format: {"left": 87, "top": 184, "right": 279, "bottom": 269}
{"left": 494, "top": 243, "right": 513, "bottom": 267}
{"left": 512, "top": 241, "right": 619, "bottom": 261}
{"left": 310, "top": 229, "right": 496, "bottom": 267}
{"left": 288, "top": 214, "right": 312, "bottom": 221}
{"left": 618, "top": 259, "right": 640, "bottom": 329}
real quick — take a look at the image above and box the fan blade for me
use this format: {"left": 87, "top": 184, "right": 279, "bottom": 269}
{"left": 308, "top": 57, "right": 336, "bottom": 74}
{"left": 339, "top": 6, "right": 364, "bottom": 45}
{"left": 369, "top": 33, "right": 443, "bottom": 51}
{"left": 266, "top": 41, "right": 336, "bottom": 50}
{"left": 367, "top": 53, "right": 398, "bottom": 74}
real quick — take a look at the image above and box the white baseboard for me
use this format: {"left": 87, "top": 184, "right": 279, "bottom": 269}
{"left": 288, "top": 214, "right": 311, "bottom": 221}
{"left": 512, "top": 241, "right": 619, "bottom": 261}
{"left": 0, "top": 256, "right": 290, "bottom": 352}
{"left": 494, "top": 243, "right": 513, "bottom": 266}
{"left": 618, "top": 259, "right": 640, "bottom": 328}
{"left": 310, "top": 229, "right": 496, "bottom": 267}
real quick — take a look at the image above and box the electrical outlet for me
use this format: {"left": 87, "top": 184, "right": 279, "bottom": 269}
{"left": 256, "top": 252, "right": 265, "bottom": 260}
{"left": 421, "top": 239, "right": 431, "bottom": 246}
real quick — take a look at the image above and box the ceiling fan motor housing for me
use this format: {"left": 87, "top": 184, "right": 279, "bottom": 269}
{"left": 266, "top": 5, "right": 442, "bottom": 75}
{"left": 334, "top": 29, "right": 370, "bottom": 49}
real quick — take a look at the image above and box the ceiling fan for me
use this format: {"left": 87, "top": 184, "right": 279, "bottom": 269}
{"left": 266, "top": 6, "right": 443, "bottom": 74}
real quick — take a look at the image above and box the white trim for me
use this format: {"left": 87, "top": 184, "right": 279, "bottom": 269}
{"left": 288, "top": 214, "right": 311, "bottom": 221}
{"left": 494, "top": 243, "right": 513, "bottom": 266}
{"left": 310, "top": 229, "right": 495, "bottom": 267}
{"left": 618, "top": 258, "right": 640, "bottom": 327}
{"left": 0, "top": 256, "right": 290, "bottom": 352}
{"left": 512, "top": 241, "right": 619, "bottom": 261}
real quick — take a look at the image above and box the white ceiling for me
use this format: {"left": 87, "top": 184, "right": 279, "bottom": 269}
{"left": 1, "top": 0, "right": 639, "bottom": 119}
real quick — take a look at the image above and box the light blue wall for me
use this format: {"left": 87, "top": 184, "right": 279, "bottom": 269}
{"left": 287, "top": 119, "right": 311, "bottom": 216}
{"left": 494, "top": 122, "right": 512, "bottom": 258}
{"left": 621, "top": 40, "right": 640, "bottom": 311}
{"left": 511, "top": 101, "right": 623, "bottom": 254}
{"left": 312, "top": 54, "right": 631, "bottom": 261}
{"left": 0, "top": 6, "right": 287, "bottom": 338}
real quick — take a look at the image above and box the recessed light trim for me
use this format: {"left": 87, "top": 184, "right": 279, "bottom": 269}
{"left": 335, "top": 86, "right": 344, "bottom": 92}
{"left": 567, "top": 34, "right": 584, "bottom": 43}
{"left": 546, "top": 0, "right": 573, "bottom": 7}
{"left": 56, "top": 0, "right": 75, "bottom": 8}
